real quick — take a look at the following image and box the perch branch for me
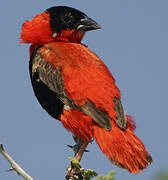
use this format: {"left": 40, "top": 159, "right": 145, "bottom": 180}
{"left": 66, "top": 140, "right": 89, "bottom": 180}
{"left": 0, "top": 142, "right": 34, "bottom": 180}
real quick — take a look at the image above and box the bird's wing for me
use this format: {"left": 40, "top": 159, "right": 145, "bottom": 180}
{"left": 30, "top": 43, "right": 126, "bottom": 130}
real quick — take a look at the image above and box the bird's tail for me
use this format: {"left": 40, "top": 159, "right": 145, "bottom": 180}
{"left": 93, "top": 115, "right": 152, "bottom": 173}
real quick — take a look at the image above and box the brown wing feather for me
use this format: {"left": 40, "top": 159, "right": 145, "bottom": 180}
{"left": 31, "top": 46, "right": 112, "bottom": 130}
{"left": 113, "top": 97, "right": 127, "bottom": 129}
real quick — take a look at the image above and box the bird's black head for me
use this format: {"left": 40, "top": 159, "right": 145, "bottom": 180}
{"left": 46, "top": 6, "right": 101, "bottom": 33}
{"left": 21, "top": 6, "right": 101, "bottom": 44}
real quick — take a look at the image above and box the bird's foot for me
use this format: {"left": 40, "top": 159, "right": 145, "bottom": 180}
{"left": 67, "top": 136, "right": 89, "bottom": 156}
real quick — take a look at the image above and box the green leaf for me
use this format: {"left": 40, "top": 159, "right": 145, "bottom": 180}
{"left": 68, "top": 157, "right": 115, "bottom": 180}
{"left": 105, "top": 171, "right": 115, "bottom": 180}
{"left": 68, "top": 157, "right": 81, "bottom": 169}
{"left": 84, "top": 169, "right": 98, "bottom": 180}
{"left": 94, "top": 175, "right": 106, "bottom": 180}
{"left": 94, "top": 171, "right": 115, "bottom": 180}
{"left": 157, "top": 171, "right": 168, "bottom": 180}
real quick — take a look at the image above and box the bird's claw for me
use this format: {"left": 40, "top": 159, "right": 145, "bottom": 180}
{"left": 67, "top": 144, "right": 89, "bottom": 154}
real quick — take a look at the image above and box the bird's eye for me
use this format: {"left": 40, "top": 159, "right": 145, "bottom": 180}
{"left": 63, "top": 16, "right": 71, "bottom": 23}
{"left": 62, "top": 13, "right": 73, "bottom": 24}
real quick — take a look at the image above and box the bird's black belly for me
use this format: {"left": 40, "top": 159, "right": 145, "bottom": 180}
{"left": 29, "top": 58, "right": 64, "bottom": 120}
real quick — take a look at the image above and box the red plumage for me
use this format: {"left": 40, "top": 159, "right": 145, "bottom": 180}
{"left": 21, "top": 6, "right": 152, "bottom": 173}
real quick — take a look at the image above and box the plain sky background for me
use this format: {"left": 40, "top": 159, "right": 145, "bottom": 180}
{"left": 0, "top": 0, "right": 167, "bottom": 180}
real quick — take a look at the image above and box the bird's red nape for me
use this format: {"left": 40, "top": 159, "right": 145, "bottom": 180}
{"left": 20, "top": 12, "right": 53, "bottom": 44}
{"left": 20, "top": 12, "right": 86, "bottom": 44}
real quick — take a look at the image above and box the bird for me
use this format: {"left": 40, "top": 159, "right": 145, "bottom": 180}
{"left": 20, "top": 6, "right": 152, "bottom": 173}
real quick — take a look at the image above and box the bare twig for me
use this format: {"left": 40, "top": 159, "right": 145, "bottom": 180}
{"left": 0, "top": 142, "right": 34, "bottom": 180}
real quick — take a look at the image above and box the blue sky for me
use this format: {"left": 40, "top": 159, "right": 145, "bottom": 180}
{"left": 0, "top": 1, "right": 167, "bottom": 180}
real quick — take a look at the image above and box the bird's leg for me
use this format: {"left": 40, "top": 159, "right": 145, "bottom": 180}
{"left": 67, "top": 136, "right": 89, "bottom": 157}
{"left": 74, "top": 139, "right": 88, "bottom": 162}
{"left": 73, "top": 136, "right": 87, "bottom": 155}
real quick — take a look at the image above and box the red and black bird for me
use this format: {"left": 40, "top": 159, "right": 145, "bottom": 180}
{"left": 20, "top": 6, "right": 152, "bottom": 173}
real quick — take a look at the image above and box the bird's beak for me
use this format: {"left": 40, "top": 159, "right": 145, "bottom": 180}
{"left": 77, "top": 16, "right": 101, "bottom": 31}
